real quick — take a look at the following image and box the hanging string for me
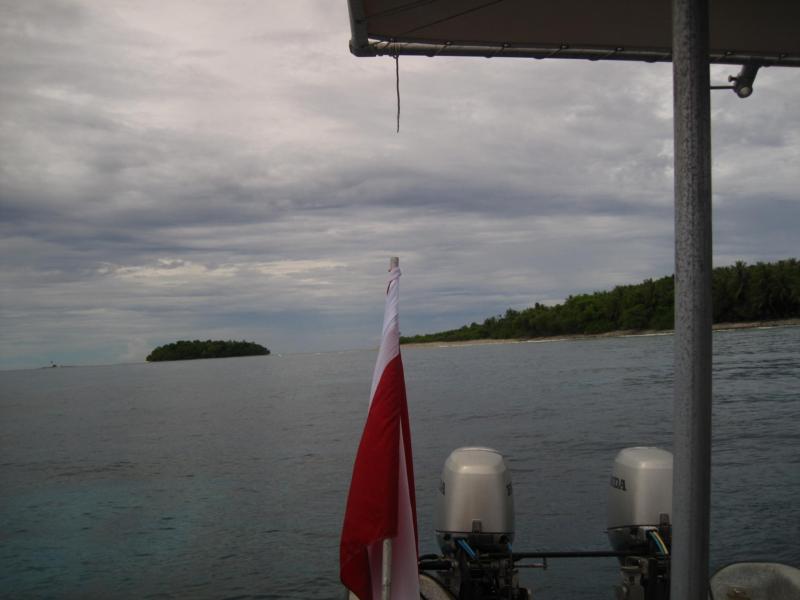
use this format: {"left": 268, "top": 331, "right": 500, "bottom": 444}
{"left": 394, "top": 47, "right": 400, "bottom": 133}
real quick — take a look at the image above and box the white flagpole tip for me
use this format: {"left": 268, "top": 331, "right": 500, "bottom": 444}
{"left": 389, "top": 257, "right": 399, "bottom": 271}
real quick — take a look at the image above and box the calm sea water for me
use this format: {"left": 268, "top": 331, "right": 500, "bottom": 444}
{"left": 1, "top": 326, "right": 798, "bottom": 599}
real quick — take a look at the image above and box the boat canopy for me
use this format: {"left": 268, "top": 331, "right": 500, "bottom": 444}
{"left": 349, "top": 0, "right": 800, "bottom": 66}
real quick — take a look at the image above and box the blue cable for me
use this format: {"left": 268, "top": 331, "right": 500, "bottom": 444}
{"left": 456, "top": 538, "right": 477, "bottom": 559}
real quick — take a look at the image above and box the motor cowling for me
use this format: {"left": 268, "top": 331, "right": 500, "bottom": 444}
{"left": 436, "top": 447, "right": 515, "bottom": 555}
{"left": 607, "top": 446, "right": 673, "bottom": 553}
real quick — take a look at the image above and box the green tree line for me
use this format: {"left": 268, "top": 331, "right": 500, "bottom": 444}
{"left": 146, "top": 339, "right": 270, "bottom": 362}
{"left": 400, "top": 259, "right": 800, "bottom": 344}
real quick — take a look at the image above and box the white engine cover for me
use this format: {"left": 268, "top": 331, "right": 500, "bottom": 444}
{"left": 436, "top": 447, "right": 514, "bottom": 552}
{"left": 607, "top": 447, "right": 673, "bottom": 535}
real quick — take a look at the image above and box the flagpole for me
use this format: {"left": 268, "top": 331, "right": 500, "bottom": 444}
{"left": 381, "top": 256, "right": 397, "bottom": 600}
{"left": 381, "top": 537, "right": 392, "bottom": 600}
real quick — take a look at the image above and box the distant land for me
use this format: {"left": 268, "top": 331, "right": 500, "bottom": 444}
{"left": 146, "top": 340, "right": 270, "bottom": 362}
{"left": 400, "top": 259, "right": 800, "bottom": 344}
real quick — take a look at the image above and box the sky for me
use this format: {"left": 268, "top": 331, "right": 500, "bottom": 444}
{"left": 1, "top": 1, "right": 799, "bottom": 370}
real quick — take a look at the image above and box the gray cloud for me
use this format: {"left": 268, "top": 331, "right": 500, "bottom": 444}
{"left": 1, "top": 1, "right": 798, "bottom": 369}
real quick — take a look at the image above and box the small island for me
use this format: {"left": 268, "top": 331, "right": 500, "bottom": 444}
{"left": 146, "top": 340, "right": 270, "bottom": 362}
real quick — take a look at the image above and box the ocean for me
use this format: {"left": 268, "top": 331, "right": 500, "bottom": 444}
{"left": 1, "top": 326, "right": 798, "bottom": 599}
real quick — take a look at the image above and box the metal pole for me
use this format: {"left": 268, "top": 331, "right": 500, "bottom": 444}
{"left": 381, "top": 538, "right": 392, "bottom": 600}
{"left": 671, "top": 0, "right": 713, "bottom": 599}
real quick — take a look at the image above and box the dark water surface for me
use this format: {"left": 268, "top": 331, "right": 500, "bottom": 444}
{"left": 1, "top": 326, "right": 798, "bottom": 598}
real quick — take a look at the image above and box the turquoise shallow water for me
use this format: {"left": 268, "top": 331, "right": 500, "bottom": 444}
{"left": 1, "top": 326, "right": 798, "bottom": 598}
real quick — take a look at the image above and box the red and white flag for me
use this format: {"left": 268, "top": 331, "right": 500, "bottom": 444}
{"left": 340, "top": 262, "right": 419, "bottom": 600}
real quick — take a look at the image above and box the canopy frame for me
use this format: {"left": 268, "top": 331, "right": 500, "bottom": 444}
{"left": 349, "top": 0, "right": 800, "bottom": 66}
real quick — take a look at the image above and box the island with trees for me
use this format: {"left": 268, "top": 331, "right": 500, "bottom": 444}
{"left": 146, "top": 340, "right": 270, "bottom": 362}
{"left": 401, "top": 259, "right": 800, "bottom": 344}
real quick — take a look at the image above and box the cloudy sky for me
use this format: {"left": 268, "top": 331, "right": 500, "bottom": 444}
{"left": 1, "top": 1, "right": 798, "bottom": 370}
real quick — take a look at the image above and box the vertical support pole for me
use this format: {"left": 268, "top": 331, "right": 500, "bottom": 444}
{"left": 672, "top": 0, "right": 713, "bottom": 599}
{"left": 381, "top": 538, "right": 392, "bottom": 600}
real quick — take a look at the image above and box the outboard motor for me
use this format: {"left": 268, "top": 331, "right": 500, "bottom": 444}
{"left": 436, "top": 446, "right": 515, "bottom": 554}
{"left": 607, "top": 447, "right": 673, "bottom": 600}
{"left": 423, "top": 447, "right": 529, "bottom": 600}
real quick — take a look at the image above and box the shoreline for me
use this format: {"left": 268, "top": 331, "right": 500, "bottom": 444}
{"left": 401, "top": 318, "right": 800, "bottom": 349}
